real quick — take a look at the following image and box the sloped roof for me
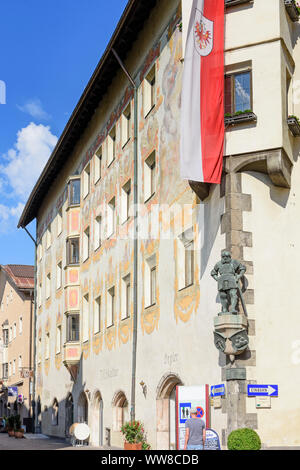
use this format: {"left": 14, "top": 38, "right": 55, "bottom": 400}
{"left": 2, "top": 265, "right": 34, "bottom": 290}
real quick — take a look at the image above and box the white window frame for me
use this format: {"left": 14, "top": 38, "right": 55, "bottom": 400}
{"left": 107, "top": 126, "right": 116, "bottom": 167}
{"left": 144, "top": 65, "right": 156, "bottom": 117}
{"left": 121, "top": 104, "right": 131, "bottom": 148}
{"left": 82, "top": 294, "right": 89, "bottom": 343}
{"left": 83, "top": 227, "right": 90, "bottom": 262}
{"left": 56, "top": 261, "right": 62, "bottom": 290}
{"left": 107, "top": 198, "right": 116, "bottom": 238}
{"left": 145, "top": 255, "right": 156, "bottom": 308}
{"left": 94, "top": 215, "right": 102, "bottom": 251}
{"left": 144, "top": 151, "right": 156, "bottom": 202}
{"left": 93, "top": 296, "right": 101, "bottom": 334}
{"left": 121, "top": 180, "right": 131, "bottom": 224}
{"left": 107, "top": 287, "right": 115, "bottom": 327}
{"left": 121, "top": 274, "right": 131, "bottom": 320}
{"left": 82, "top": 163, "right": 91, "bottom": 199}
{"left": 94, "top": 146, "right": 102, "bottom": 183}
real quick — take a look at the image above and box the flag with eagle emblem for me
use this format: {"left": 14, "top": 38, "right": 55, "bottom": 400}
{"left": 180, "top": 0, "right": 224, "bottom": 184}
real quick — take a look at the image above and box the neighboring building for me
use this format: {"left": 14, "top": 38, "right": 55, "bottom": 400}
{"left": 0, "top": 265, "right": 34, "bottom": 428}
{"left": 18, "top": 0, "right": 300, "bottom": 449}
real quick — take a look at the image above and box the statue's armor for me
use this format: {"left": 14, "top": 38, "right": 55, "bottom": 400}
{"left": 212, "top": 260, "right": 242, "bottom": 291}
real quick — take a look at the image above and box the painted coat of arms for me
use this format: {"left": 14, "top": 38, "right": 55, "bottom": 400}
{"left": 194, "top": 9, "right": 214, "bottom": 57}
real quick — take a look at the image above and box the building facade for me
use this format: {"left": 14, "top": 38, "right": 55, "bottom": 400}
{"left": 18, "top": 0, "right": 300, "bottom": 449}
{"left": 0, "top": 265, "right": 34, "bottom": 428}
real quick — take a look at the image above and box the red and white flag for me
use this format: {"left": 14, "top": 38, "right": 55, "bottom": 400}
{"left": 180, "top": 0, "right": 225, "bottom": 184}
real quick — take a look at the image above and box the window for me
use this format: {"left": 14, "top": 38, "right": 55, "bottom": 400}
{"left": 2, "top": 363, "right": 8, "bottom": 380}
{"left": 57, "top": 209, "right": 62, "bottom": 236}
{"left": 38, "top": 282, "right": 42, "bottom": 307}
{"left": 83, "top": 227, "right": 90, "bottom": 262}
{"left": 18, "top": 355, "right": 22, "bottom": 370}
{"left": 45, "top": 333, "right": 50, "bottom": 359}
{"left": 225, "top": 71, "right": 252, "bottom": 115}
{"left": 9, "top": 327, "right": 12, "bottom": 343}
{"left": 67, "top": 314, "right": 80, "bottom": 342}
{"left": 13, "top": 323, "right": 16, "bottom": 339}
{"left": 93, "top": 296, "right": 101, "bottom": 334}
{"left": 19, "top": 317, "right": 22, "bottom": 335}
{"left": 94, "top": 146, "right": 102, "bottom": 183}
{"left": 8, "top": 362, "right": 11, "bottom": 377}
{"left": 144, "top": 65, "right": 156, "bottom": 117}
{"left": 107, "top": 287, "right": 115, "bottom": 327}
{"left": 107, "top": 126, "right": 116, "bottom": 166}
{"left": 82, "top": 164, "right": 90, "bottom": 199}
{"left": 121, "top": 104, "right": 131, "bottom": 147}
{"left": 82, "top": 294, "right": 89, "bottom": 342}
{"left": 121, "top": 180, "right": 131, "bottom": 224}
{"left": 145, "top": 255, "right": 156, "bottom": 308}
{"left": 67, "top": 238, "right": 80, "bottom": 265}
{"left": 46, "top": 273, "right": 51, "bottom": 299}
{"left": 286, "top": 69, "right": 292, "bottom": 118}
{"left": 3, "top": 329, "right": 8, "bottom": 346}
{"left": 121, "top": 275, "right": 131, "bottom": 320}
{"left": 38, "top": 243, "right": 43, "bottom": 261}
{"left": 68, "top": 178, "right": 81, "bottom": 206}
{"left": 38, "top": 338, "right": 42, "bottom": 363}
{"left": 46, "top": 226, "right": 52, "bottom": 250}
{"left": 107, "top": 198, "right": 116, "bottom": 238}
{"left": 144, "top": 152, "right": 156, "bottom": 201}
{"left": 56, "top": 262, "right": 62, "bottom": 290}
{"left": 13, "top": 360, "right": 16, "bottom": 375}
{"left": 94, "top": 215, "right": 102, "bottom": 251}
{"left": 56, "top": 326, "right": 62, "bottom": 354}
{"left": 178, "top": 229, "right": 194, "bottom": 290}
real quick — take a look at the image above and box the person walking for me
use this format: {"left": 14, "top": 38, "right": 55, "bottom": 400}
{"left": 184, "top": 408, "right": 206, "bottom": 450}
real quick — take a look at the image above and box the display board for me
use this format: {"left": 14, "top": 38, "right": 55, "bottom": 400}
{"left": 204, "top": 428, "right": 221, "bottom": 450}
{"left": 176, "top": 385, "right": 209, "bottom": 450}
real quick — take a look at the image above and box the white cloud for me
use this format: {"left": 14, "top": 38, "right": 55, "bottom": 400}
{"left": 1, "top": 122, "right": 58, "bottom": 200}
{"left": 17, "top": 98, "right": 51, "bottom": 120}
{"left": 0, "top": 122, "right": 58, "bottom": 233}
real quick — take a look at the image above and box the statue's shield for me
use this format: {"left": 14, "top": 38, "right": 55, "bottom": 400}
{"left": 229, "top": 329, "right": 249, "bottom": 353}
{"left": 194, "top": 9, "right": 214, "bottom": 57}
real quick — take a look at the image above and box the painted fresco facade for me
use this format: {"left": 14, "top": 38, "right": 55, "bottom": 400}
{"left": 23, "top": 0, "right": 300, "bottom": 449}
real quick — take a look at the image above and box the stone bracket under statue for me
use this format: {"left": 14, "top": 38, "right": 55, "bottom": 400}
{"left": 214, "top": 314, "right": 248, "bottom": 358}
{"left": 211, "top": 251, "right": 249, "bottom": 361}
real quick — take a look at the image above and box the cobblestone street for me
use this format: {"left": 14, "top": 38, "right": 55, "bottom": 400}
{"left": 0, "top": 432, "right": 111, "bottom": 450}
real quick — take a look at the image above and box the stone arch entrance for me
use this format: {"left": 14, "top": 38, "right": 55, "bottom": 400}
{"left": 65, "top": 393, "right": 74, "bottom": 437}
{"left": 156, "top": 373, "right": 183, "bottom": 450}
{"left": 111, "top": 390, "right": 129, "bottom": 447}
{"left": 91, "top": 391, "right": 103, "bottom": 447}
{"left": 77, "top": 391, "right": 88, "bottom": 424}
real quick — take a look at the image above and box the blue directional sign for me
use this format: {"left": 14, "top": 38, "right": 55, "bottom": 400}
{"left": 210, "top": 384, "right": 225, "bottom": 397}
{"left": 247, "top": 384, "right": 278, "bottom": 397}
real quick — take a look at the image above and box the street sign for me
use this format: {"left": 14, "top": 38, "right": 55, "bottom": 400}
{"left": 210, "top": 384, "right": 225, "bottom": 397}
{"left": 8, "top": 386, "right": 18, "bottom": 397}
{"left": 247, "top": 384, "right": 278, "bottom": 397}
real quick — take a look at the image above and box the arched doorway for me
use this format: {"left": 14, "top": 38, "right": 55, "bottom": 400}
{"left": 65, "top": 394, "right": 74, "bottom": 437}
{"left": 77, "top": 392, "right": 88, "bottom": 424}
{"left": 156, "top": 373, "right": 183, "bottom": 450}
{"left": 91, "top": 391, "right": 103, "bottom": 447}
{"left": 112, "top": 391, "right": 129, "bottom": 447}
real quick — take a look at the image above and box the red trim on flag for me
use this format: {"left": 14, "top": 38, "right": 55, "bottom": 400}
{"left": 200, "top": 0, "right": 225, "bottom": 184}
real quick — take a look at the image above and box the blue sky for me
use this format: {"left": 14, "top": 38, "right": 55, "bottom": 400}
{"left": 0, "top": 0, "right": 128, "bottom": 266}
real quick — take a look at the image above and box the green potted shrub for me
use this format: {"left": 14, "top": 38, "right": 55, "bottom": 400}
{"left": 227, "top": 428, "right": 261, "bottom": 450}
{"left": 7, "top": 416, "right": 15, "bottom": 437}
{"left": 121, "top": 421, "right": 145, "bottom": 450}
{"left": 14, "top": 414, "right": 24, "bottom": 439}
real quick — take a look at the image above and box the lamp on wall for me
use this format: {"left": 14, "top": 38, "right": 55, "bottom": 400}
{"left": 139, "top": 381, "right": 147, "bottom": 398}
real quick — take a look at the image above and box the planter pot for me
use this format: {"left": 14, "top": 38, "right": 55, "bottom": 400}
{"left": 124, "top": 442, "right": 142, "bottom": 450}
{"left": 287, "top": 117, "right": 300, "bottom": 137}
{"left": 8, "top": 430, "right": 15, "bottom": 437}
{"left": 15, "top": 431, "right": 24, "bottom": 438}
